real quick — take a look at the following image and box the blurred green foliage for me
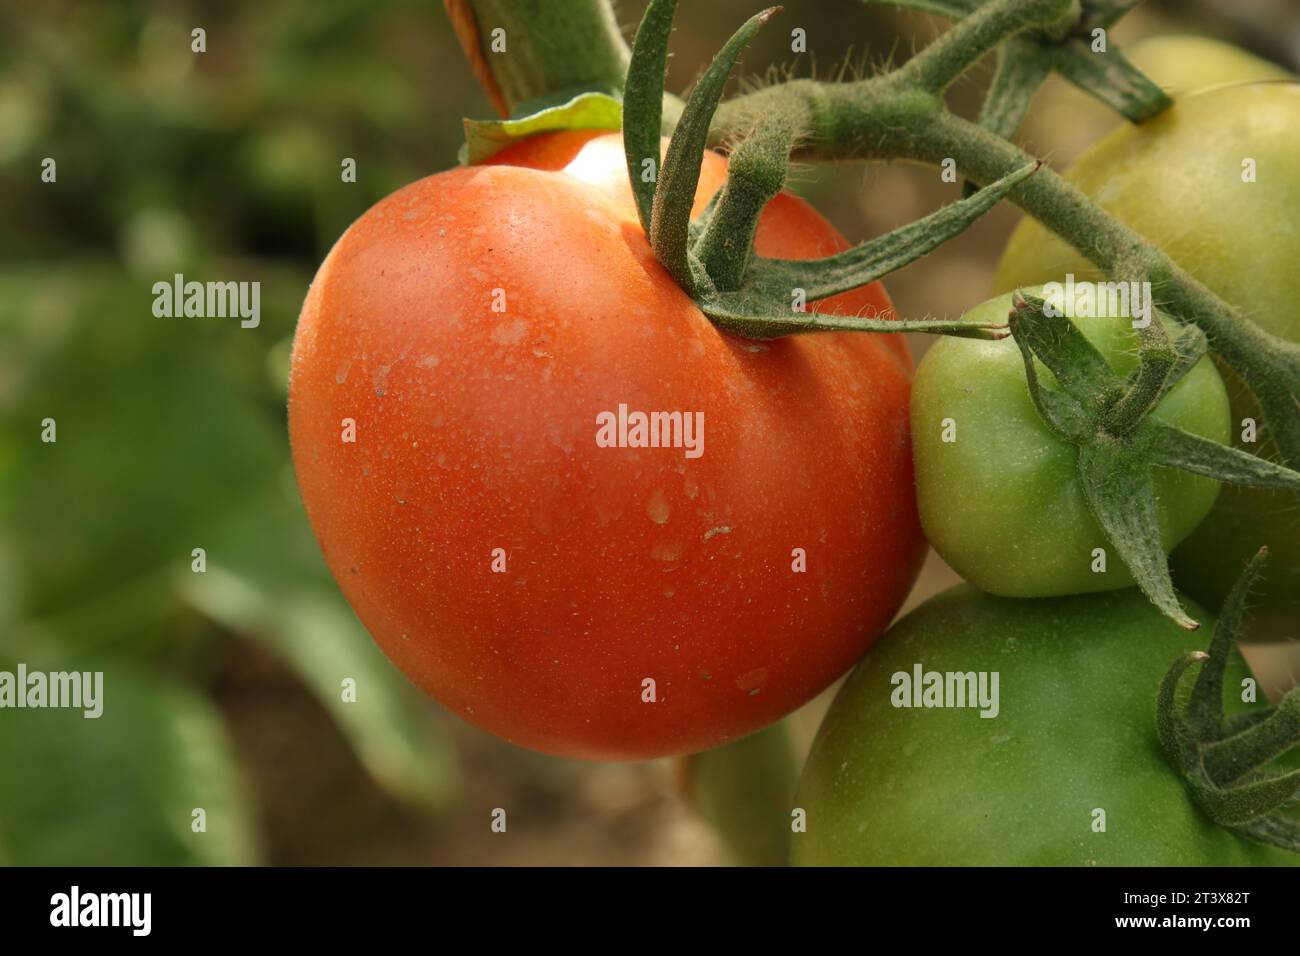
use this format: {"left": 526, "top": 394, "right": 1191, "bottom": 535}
{"left": 0, "top": 0, "right": 485, "bottom": 864}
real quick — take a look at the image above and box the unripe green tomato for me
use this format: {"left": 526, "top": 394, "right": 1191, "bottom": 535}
{"left": 1122, "top": 34, "right": 1292, "bottom": 95}
{"left": 681, "top": 722, "right": 797, "bottom": 867}
{"left": 994, "top": 83, "right": 1300, "bottom": 633}
{"left": 1010, "top": 35, "right": 1291, "bottom": 165}
{"left": 793, "top": 585, "right": 1297, "bottom": 866}
{"left": 910, "top": 288, "right": 1229, "bottom": 598}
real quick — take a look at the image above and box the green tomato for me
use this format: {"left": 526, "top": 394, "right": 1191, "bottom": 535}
{"left": 995, "top": 83, "right": 1300, "bottom": 634}
{"left": 1122, "top": 34, "right": 1292, "bottom": 95}
{"left": 1013, "top": 36, "right": 1290, "bottom": 163}
{"left": 911, "top": 288, "right": 1229, "bottom": 598}
{"left": 682, "top": 722, "right": 798, "bottom": 867}
{"left": 792, "top": 585, "right": 1297, "bottom": 866}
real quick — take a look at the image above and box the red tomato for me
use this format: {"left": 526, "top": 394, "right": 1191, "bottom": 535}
{"left": 289, "top": 131, "right": 922, "bottom": 759}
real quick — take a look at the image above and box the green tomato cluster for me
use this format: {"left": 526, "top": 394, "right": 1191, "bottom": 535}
{"left": 996, "top": 81, "right": 1300, "bottom": 637}
{"left": 795, "top": 40, "right": 1299, "bottom": 868}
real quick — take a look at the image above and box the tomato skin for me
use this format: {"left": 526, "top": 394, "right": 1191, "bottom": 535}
{"left": 793, "top": 585, "right": 1298, "bottom": 866}
{"left": 910, "top": 288, "right": 1228, "bottom": 598}
{"left": 995, "top": 83, "right": 1300, "bottom": 633}
{"left": 1120, "top": 34, "right": 1292, "bottom": 94}
{"left": 289, "top": 134, "right": 922, "bottom": 759}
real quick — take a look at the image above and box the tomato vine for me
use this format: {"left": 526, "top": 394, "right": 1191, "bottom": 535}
{"left": 447, "top": 0, "right": 1300, "bottom": 629}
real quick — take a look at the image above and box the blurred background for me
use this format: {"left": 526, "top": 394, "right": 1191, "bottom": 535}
{"left": 1, "top": 0, "right": 1296, "bottom": 866}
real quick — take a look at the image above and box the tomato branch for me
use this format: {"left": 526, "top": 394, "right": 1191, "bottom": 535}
{"left": 878, "top": 0, "right": 1170, "bottom": 133}
{"left": 891, "top": 0, "right": 1077, "bottom": 94}
{"left": 705, "top": 56, "right": 1300, "bottom": 468}
{"left": 913, "top": 110, "right": 1300, "bottom": 468}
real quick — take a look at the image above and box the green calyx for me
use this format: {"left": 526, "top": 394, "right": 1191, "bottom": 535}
{"left": 623, "top": 0, "right": 1032, "bottom": 340}
{"left": 460, "top": 89, "right": 624, "bottom": 165}
{"left": 1008, "top": 293, "right": 1300, "bottom": 629}
{"left": 1157, "top": 548, "right": 1300, "bottom": 854}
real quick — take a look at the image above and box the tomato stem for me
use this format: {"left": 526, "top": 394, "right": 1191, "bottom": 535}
{"left": 860, "top": 0, "right": 1168, "bottom": 145}
{"left": 891, "top": 0, "right": 1076, "bottom": 95}
{"left": 444, "top": 0, "right": 631, "bottom": 118}
{"left": 622, "top": 3, "right": 1037, "bottom": 339}
{"left": 963, "top": 36, "right": 1052, "bottom": 196}
{"left": 701, "top": 0, "right": 1300, "bottom": 466}
{"left": 694, "top": 111, "right": 798, "bottom": 292}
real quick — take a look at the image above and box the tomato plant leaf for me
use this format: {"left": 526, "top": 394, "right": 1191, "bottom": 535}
{"left": 1233, "top": 813, "right": 1300, "bottom": 853}
{"left": 1191, "top": 762, "right": 1300, "bottom": 828}
{"left": 0, "top": 661, "right": 258, "bottom": 866}
{"left": 0, "top": 264, "right": 292, "bottom": 635}
{"left": 1100, "top": 319, "right": 1183, "bottom": 435}
{"left": 1203, "top": 695, "right": 1300, "bottom": 786}
{"left": 1012, "top": 344, "right": 1094, "bottom": 441}
{"left": 900, "top": 0, "right": 1169, "bottom": 137}
{"left": 1156, "top": 566, "right": 1300, "bottom": 852}
{"left": 1183, "top": 546, "right": 1265, "bottom": 741}
{"left": 1006, "top": 297, "right": 1299, "bottom": 629}
{"left": 693, "top": 162, "right": 1036, "bottom": 340}
{"left": 460, "top": 90, "right": 623, "bottom": 165}
{"left": 178, "top": 566, "right": 459, "bottom": 813}
{"left": 1140, "top": 321, "right": 1208, "bottom": 410}
{"left": 1156, "top": 651, "right": 1206, "bottom": 763}
{"left": 702, "top": 298, "right": 1007, "bottom": 340}
{"left": 867, "top": 0, "right": 978, "bottom": 16}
